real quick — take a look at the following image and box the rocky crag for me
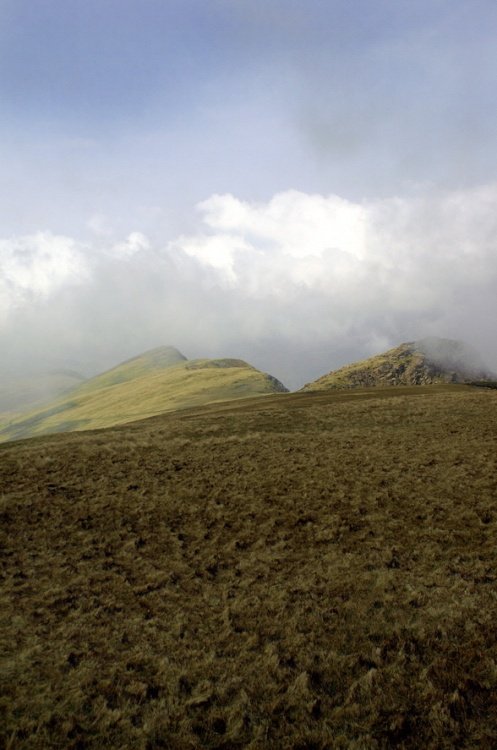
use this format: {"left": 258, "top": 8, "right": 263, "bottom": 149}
{"left": 302, "top": 337, "right": 495, "bottom": 390}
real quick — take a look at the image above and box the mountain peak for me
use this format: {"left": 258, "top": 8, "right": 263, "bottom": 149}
{"left": 119, "top": 345, "right": 187, "bottom": 369}
{"left": 302, "top": 337, "right": 495, "bottom": 391}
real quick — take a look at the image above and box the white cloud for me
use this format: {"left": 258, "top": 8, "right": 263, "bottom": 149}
{"left": 169, "top": 186, "right": 497, "bottom": 378}
{"left": 0, "top": 232, "right": 89, "bottom": 318}
{"left": 170, "top": 232, "right": 254, "bottom": 284}
{"left": 198, "top": 190, "right": 368, "bottom": 260}
{"left": 1, "top": 185, "right": 497, "bottom": 386}
{"left": 109, "top": 232, "right": 150, "bottom": 259}
{"left": 174, "top": 187, "right": 497, "bottom": 304}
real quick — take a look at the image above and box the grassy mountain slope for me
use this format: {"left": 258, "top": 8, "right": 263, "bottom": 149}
{"left": 74, "top": 346, "right": 187, "bottom": 393}
{"left": 0, "top": 347, "right": 287, "bottom": 442}
{"left": 303, "top": 337, "right": 495, "bottom": 390}
{"left": 2, "top": 384, "right": 497, "bottom": 748}
{"left": 0, "top": 348, "right": 185, "bottom": 426}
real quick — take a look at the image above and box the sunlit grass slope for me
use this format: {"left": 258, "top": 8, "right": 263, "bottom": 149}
{"left": 75, "top": 345, "right": 187, "bottom": 392}
{"left": 0, "top": 346, "right": 287, "bottom": 442}
{"left": 2, "top": 385, "right": 497, "bottom": 748}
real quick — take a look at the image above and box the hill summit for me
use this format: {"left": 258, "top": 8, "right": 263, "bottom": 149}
{"left": 302, "top": 337, "right": 495, "bottom": 391}
{"left": 77, "top": 345, "right": 188, "bottom": 391}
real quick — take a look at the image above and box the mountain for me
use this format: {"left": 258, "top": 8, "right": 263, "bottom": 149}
{"left": 302, "top": 337, "right": 496, "bottom": 391}
{"left": 74, "top": 345, "right": 187, "bottom": 391}
{"left": 0, "top": 347, "right": 185, "bottom": 424}
{"left": 0, "top": 346, "right": 288, "bottom": 442}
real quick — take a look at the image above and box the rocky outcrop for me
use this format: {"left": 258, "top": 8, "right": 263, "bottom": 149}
{"left": 302, "top": 338, "right": 495, "bottom": 391}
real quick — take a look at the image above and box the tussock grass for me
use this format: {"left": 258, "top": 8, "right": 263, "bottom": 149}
{"left": 1, "top": 386, "right": 497, "bottom": 748}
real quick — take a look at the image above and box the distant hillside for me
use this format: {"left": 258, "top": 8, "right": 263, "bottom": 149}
{"left": 0, "top": 346, "right": 288, "bottom": 442}
{"left": 302, "top": 337, "right": 495, "bottom": 391}
{"left": 0, "top": 370, "right": 87, "bottom": 414}
{"left": 74, "top": 345, "right": 187, "bottom": 392}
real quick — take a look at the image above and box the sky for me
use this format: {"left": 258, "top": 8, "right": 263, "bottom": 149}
{"left": 1, "top": 0, "right": 497, "bottom": 389}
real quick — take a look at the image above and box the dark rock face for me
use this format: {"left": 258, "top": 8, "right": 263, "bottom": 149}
{"left": 264, "top": 373, "right": 289, "bottom": 393}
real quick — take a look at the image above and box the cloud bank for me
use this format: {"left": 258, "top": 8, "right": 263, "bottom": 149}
{"left": 1, "top": 185, "right": 497, "bottom": 388}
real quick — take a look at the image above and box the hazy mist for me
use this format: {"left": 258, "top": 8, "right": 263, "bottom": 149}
{"left": 1, "top": 186, "right": 497, "bottom": 390}
{"left": 1, "top": 1, "right": 497, "bottom": 391}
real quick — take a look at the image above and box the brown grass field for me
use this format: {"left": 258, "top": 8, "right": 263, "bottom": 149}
{"left": 1, "top": 385, "right": 497, "bottom": 748}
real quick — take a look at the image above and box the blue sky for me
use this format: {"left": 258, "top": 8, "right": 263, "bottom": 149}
{"left": 1, "top": 1, "right": 497, "bottom": 385}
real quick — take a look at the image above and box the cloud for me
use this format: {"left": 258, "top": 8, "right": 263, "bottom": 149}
{"left": 0, "top": 232, "right": 89, "bottom": 317}
{"left": 198, "top": 190, "right": 368, "bottom": 260}
{"left": 1, "top": 185, "right": 497, "bottom": 387}
{"left": 109, "top": 232, "right": 150, "bottom": 259}
{"left": 171, "top": 231, "right": 252, "bottom": 284}
{"left": 173, "top": 187, "right": 497, "bottom": 316}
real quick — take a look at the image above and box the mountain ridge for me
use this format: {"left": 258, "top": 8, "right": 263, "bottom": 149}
{"left": 0, "top": 346, "right": 288, "bottom": 442}
{"left": 1, "top": 337, "right": 495, "bottom": 442}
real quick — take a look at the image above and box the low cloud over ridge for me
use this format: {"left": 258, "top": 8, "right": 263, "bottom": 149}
{"left": 1, "top": 185, "right": 497, "bottom": 389}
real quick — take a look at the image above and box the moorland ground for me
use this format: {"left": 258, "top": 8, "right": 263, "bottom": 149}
{"left": 1, "top": 385, "right": 497, "bottom": 748}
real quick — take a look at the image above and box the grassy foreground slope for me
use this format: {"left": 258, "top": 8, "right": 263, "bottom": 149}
{"left": 1, "top": 385, "right": 497, "bottom": 748}
{"left": 0, "top": 347, "right": 287, "bottom": 442}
